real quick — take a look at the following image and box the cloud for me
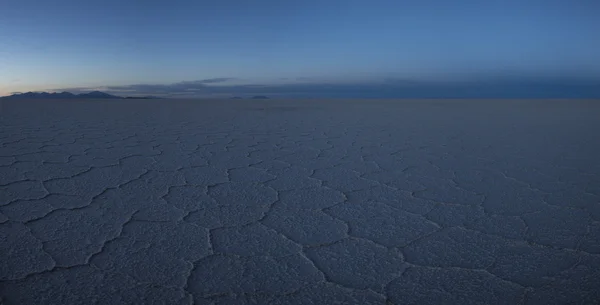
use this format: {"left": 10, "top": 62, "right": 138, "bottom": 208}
{"left": 197, "top": 77, "right": 237, "bottom": 84}
{"left": 49, "top": 76, "right": 600, "bottom": 99}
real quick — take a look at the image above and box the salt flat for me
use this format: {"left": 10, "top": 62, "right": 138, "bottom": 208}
{"left": 1, "top": 98, "right": 599, "bottom": 304}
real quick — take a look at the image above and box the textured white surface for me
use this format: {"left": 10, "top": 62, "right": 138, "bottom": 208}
{"left": 1, "top": 99, "right": 599, "bottom": 304}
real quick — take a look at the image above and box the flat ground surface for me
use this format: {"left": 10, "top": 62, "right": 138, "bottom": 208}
{"left": 1, "top": 99, "right": 599, "bottom": 304}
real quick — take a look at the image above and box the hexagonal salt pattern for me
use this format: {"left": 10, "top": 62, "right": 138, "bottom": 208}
{"left": 1, "top": 99, "right": 599, "bottom": 304}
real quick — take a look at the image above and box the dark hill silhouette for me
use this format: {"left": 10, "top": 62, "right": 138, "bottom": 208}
{"left": 251, "top": 95, "right": 269, "bottom": 99}
{"left": 77, "top": 91, "right": 121, "bottom": 99}
{"left": 1, "top": 91, "right": 124, "bottom": 99}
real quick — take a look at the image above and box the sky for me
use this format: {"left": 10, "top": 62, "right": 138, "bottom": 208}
{"left": 1, "top": 0, "right": 599, "bottom": 98}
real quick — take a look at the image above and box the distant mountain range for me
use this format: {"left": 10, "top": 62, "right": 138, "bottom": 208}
{"left": 1, "top": 91, "right": 159, "bottom": 100}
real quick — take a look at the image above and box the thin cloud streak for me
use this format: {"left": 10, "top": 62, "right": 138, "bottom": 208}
{"left": 197, "top": 77, "right": 238, "bottom": 84}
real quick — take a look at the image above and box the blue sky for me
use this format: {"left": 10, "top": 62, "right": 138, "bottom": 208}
{"left": 1, "top": 0, "right": 599, "bottom": 97}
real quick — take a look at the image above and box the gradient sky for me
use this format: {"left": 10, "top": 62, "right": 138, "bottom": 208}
{"left": 1, "top": 0, "right": 599, "bottom": 97}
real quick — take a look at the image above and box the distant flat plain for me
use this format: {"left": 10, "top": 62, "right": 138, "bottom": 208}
{"left": 1, "top": 99, "right": 599, "bottom": 304}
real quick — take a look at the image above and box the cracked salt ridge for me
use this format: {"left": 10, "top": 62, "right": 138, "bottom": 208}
{"left": 1, "top": 99, "right": 600, "bottom": 304}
